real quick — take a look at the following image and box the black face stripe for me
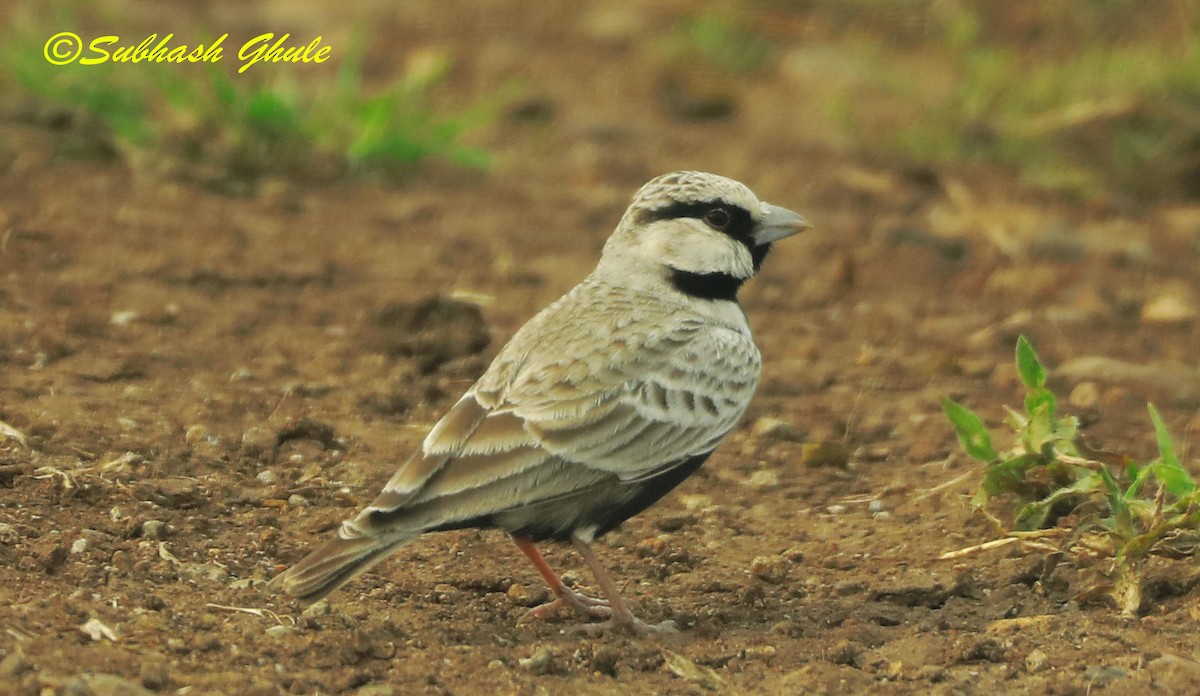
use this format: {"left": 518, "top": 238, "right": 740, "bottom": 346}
{"left": 636, "top": 199, "right": 757, "bottom": 251}
{"left": 750, "top": 242, "right": 772, "bottom": 271}
{"left": 668, "top": 268, "right": 743, "bottom": 302}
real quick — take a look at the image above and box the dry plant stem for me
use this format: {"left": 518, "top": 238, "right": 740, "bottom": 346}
{"left": 1114, "top": 557, "right": 1144, "bottom": 618}
{"left": 914, "top": 468, "right": 975, "bottom": 501}
{"left": 939, "top": 528, "right": 1067, "bottom": 560}
{"left": 206, "top": 603, "right": 293, "bottom": 625}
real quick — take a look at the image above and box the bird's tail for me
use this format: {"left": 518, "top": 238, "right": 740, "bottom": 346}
{"left": 267, "top": 530, "right": 417, "bottom": 603}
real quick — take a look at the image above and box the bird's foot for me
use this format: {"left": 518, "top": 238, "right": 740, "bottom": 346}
{"left": 519, "top": 588, "right": 612, "bottom": 623}
{"left": 570, "top": 616, "right": 679, "bottom": 637}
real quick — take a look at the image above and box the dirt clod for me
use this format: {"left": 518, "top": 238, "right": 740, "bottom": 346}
{"left": 363, "top": 297, "right": 489, "bottom": 373}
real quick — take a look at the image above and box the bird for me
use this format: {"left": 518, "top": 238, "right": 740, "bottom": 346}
{"left": 269, "top": 171, "right": 809, "bottom": 635}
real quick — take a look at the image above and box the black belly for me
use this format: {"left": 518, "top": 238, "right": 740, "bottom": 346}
{"left": 429, "top": 450, "right": 714, "bottom": 542}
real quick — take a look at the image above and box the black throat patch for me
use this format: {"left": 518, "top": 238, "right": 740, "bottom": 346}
{"left": 668, "top": 268, "right": 744, "bottom": 302}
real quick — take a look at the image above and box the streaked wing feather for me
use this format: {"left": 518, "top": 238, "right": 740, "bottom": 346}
{"left": 510, "top": 323, "right": 760, "bottom": 480}
{"left": 410, "top": 445, "right": 552, "bottom": 499}
{"left": 367, "top": 314, "right": 757, "bottom": 529}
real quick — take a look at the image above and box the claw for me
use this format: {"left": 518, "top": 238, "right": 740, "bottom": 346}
{"left": 519, "top": 590, "right": 612, "bottom": 623}
{"left": 570, "top": 617, "right": 679, "bottom": 637}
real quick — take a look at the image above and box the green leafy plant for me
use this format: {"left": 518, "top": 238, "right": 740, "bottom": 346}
{"left": 943, "top": 336, "right": 1200, "bottom": 616}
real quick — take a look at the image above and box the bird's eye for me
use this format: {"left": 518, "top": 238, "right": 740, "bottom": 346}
{"left": 703, "top": 208, "right": 730, "bottom": 230}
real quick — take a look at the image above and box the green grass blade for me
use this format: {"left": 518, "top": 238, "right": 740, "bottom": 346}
{"left": 1015, "top": 472, "right": 1103, "bottom": 530}
{"left": 1015, "top": 335, "right": 1047, "bottom": 390}
{"left": 1147, "top": 403, "right": 1195, "bottom": 497}
{"left": 942, "top": 397, "right": 998, "bottom": 462}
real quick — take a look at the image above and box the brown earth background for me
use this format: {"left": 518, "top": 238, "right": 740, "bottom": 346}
{"left": 2, "top": 1, "right": 1200, "bottom": 694}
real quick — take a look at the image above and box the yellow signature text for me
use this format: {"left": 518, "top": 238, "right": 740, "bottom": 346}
{"left": 43, "top": 32, "right": 333, "bottom": 73}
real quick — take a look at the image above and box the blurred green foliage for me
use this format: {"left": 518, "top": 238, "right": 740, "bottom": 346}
{"left": 0, "top": 13, "right": 496, "bottom": 191}
{"left": 672, "top": 11, "right": 773, "bottom": 74}
{"left": 883, "top": 4, "right": 1200, "bottom": 200}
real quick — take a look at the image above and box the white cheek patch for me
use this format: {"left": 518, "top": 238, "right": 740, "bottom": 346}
{"left": 644, "top": 221, "right": 755, "bottom": 278}
{"left": 643, "top": 232, "right": 676, "bottom": 261}
{"left": 723, "top": 243, "right": 755, "bottom": 278}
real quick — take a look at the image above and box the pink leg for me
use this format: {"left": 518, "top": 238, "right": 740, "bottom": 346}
{"left": 571, "top": 535, "right": 678, "bottom": 637}
{"left": 511, "top": 535, "right": 611, "bottom": 623}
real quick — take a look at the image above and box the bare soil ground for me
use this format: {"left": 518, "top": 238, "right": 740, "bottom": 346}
{"left": 2, "top": 1, "right": 1200, "bottom": 694}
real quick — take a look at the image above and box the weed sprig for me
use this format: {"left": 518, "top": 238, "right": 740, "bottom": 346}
{"left": 944, "top": 336, "right": 1199, "bottom": 616}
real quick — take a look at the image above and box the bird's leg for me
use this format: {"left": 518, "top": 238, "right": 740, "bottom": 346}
{"left": 511, "top": 535, "right": 611, "bottom": 622}
{"left": 570, "top": 535, "right": 678, "bottom": 636}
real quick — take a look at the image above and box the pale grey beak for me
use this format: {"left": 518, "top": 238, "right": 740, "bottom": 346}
{"left": 754, "top": 203, "right": 810, "bottom": 245}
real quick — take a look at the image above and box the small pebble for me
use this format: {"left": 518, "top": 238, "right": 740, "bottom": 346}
{"left": 1068, "top": 382, "right": 1099, "bottom": 409}
{"left": 868, "top": 500, "right": 885, "bottom": 513}
{"left": 1025, "top": 648, "right": 1049, "bottom": 673}
{"left": 287, "top": 494, "right": 311, "bottom": 508}
{"left": 655, "top": 514, "right": 695, "bottom": 532}
{"left": 139, "top": 660, "right": 170, "bottom": 690}
{"left": 1142, "top": 292, "right": 1196, "bottom": 325}
{"left": 589, "top": 645, "right": 620, "bottom": 677}
{"left": 182, "top": 562, "right": 229, "bottom": 584}
{"left": 858, "top": 444, "right": 891, "bottom": 461}
{"left": 242, "top": 426, "right": 276, "bottom": 458}
{"left": 230, "top": 367, "right": 256, "bottom": 381}
{"left": 829, "top": 639, "right": 864, "bottom": 666}
{"left": 256, "top": 470, "right": 279, "bottom": 485}
{"left": 110, "top": 311, "right": 138, "bottom": 326}
{"left": 752, "top": 417, "right": 801, "bottom": 441}
{"left": 745, "top": 645, "right": 777, "bottom": 660}
{"left": 71, "top": 538, "right": 89, "bottom": 555}
{"left": 834, "top": 580, "right": 864, "bottom": 596}
{"left": 745, "top": 469, "right": 779, "bottom": 488}
{"left": 506, "top": 583, "right": 543, "bottom": 607}
{"left": 141, "top": 520, "right": 169, "bottom": 540}
{"left": 266, "top": 625, "right": 295, "bottom": 638}
{"left": 184, "top": 424, "right": 209, "bottom": 445}
{"left": 826, "top": 504, "right": 847, "bottom": 515}
{"left": 750, "top": 555, "right": 789, "bottom": 584}
{"left": 0, "top": 522, "right": 17, "bottom": 545}
{"left": 302, "top": 600, "right": 331, "bottom": 618}
{"left": 519, "top": 646, "right": 558, "bottom": 675}
{"left": 802, "top": 441, "right": 850, "bottom": 468}
{"left": 82, "top": 674, "right": 153, "bottom": 696}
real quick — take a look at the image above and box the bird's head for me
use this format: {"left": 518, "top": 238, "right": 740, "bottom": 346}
{"left": 600, "top": 171, "right": 809, "bottom": 300}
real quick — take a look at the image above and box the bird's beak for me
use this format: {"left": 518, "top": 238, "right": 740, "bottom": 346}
{"left": 754, "top": 203, "right": 810, "bottom": 245}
